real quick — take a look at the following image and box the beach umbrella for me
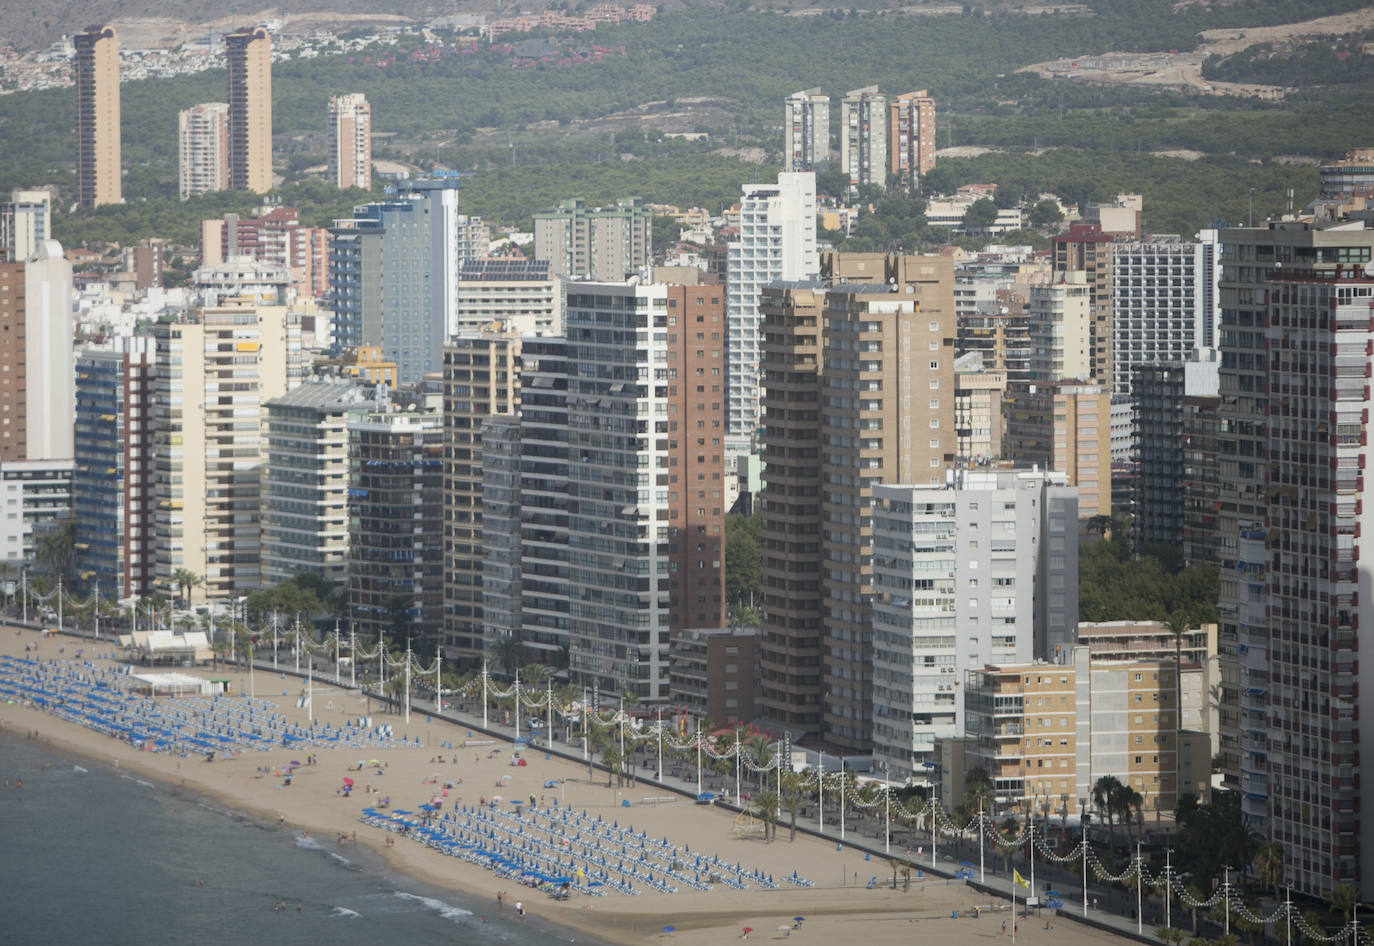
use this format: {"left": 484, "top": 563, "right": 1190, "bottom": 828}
{"left": 342, "top": 777, "right": 354, "bottom": 786}
{"left": 777, "top": 926, "right": 792, "bottom": 933}
{"left": 741, "top": 928, "right": 753, "bottom": 939}
{"left": 793, "top": 917, "right": 805, "bottom": 923}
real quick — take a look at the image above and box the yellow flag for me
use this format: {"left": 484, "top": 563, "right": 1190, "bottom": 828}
{"left": 1013, "top": 869, "right": 1030, "bottom": 889}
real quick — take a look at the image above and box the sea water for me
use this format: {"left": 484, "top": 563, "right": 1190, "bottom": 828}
{"left": 0, "top": 730, "right": 600, "bottom": 945}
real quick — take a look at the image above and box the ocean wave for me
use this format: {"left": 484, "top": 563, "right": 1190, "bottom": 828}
{"left": 394, "top": 891, "right": 472, "bottom": 922}
{"left": 328, "top": 851, "right": 359, "bottom": 870}
{"left": 72, "top": 765, "right": 87, "bottom": 773}
{"left": 120, "top": 774, "right": 155, "bottom": 789}
{"left": 295, "top": 834, "right": 327, "bottom": 850}
{"left": 330, "top": 906, "right": 362, "bottom": 919}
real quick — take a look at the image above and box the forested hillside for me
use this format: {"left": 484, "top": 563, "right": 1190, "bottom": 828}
{"left": 8, "top": 0, "right": 1372, "bottom": 244}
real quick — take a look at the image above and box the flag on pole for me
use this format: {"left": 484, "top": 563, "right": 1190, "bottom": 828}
{"left": 1013, "top": 868, "right": 1030, "bottom": 889}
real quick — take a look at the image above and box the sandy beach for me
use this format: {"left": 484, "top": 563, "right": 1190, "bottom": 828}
{"left": 0, "top": 627, "right": 1141, "bottom": 946}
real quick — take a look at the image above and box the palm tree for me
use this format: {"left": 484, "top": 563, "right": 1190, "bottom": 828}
{"left": 1114, "top": 783, "right": 1144, "bottom": 844}
{"left": 34, "top": 518, "right": 77, "bottom": 583}
{"left": 1252, "top": 842, "right": 1285, "bottom": 905}
{"left": 1326, "top": 882, "right": 1361, "bottom": 944}
{"left": 751, "top": 790, "right": 780, "bottom": 841}
{"left": 888, "top": 857, "right": 902, "bottom": 889}
{"left": 1299, "top": 911, "right": 1332, "bottom": 946}
{"left": 997, "top": 816, "right": 1019, "bottom": 875}
{"left": 1233, "top": 904, "right": 1264, "bottom": 946}
{"left": 779, "top": 770, "right": 806, "bottom": 841}
{"left": 1184, "top": 882, "right": 1207, "bottom": 935}
{"left": 1164, "top": 611, "right": 1190, "bottom": 800}
{"left": 745, "top": 733, "right": 774, "bottom": 792}
{"left": 170, "top": 568, "right": 203, "bottom": 608}
{"left": 1094, "top": 775, "right": 1124, "bottom": 851}
{"left": 486, "top": 633, "right": 523, "bottom": 677}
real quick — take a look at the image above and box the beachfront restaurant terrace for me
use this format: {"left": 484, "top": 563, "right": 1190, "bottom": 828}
{"left": 118, "top": 630, "right": 214, "bottom": 666}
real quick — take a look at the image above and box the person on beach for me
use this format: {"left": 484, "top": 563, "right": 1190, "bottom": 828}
{"left": 515, "top": 900, "right": 524, "bottom": 919}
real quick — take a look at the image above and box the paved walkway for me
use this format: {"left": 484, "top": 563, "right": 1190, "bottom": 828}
{"left": 33, "top": 617, "right": 1177, "bottom": 944}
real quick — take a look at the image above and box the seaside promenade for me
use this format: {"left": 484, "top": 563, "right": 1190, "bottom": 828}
{"left": 0, "top": 622, "right": 1156, "bottom": 946}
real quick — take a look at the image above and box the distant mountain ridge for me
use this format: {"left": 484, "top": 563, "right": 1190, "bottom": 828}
{"left": 3, "top": 0, "right": 994, "bottom": 52}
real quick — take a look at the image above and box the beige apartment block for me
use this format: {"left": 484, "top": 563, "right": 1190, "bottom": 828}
{"left": 226, "top": 27, "right": 273, "bottom": 194}
{"left": 74, "top": 25, "right": 121, "bottom": 208}
{"left": 153, "top": 303, "right": 303, "bottom": 601}
{"left": 757, "top": 253, "right": 957, "bottom": 751}
{"left": 1004, "top": 381, "right": 1112, "bottom": 520}
{"left": 328, "top": 93, "right": 371, "bottom": 190}
{"left": 965, "top": 647, "right": 1207, "bottom": 819}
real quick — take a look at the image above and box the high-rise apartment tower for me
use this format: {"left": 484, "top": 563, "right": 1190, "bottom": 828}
{"left": 73, "top": 25, "right": 121, "bottom": 208}
{"left": 226, "top": 27, "right": 273, "bottom": 194}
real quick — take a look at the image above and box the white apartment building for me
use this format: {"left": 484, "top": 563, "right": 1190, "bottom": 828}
{"left": 871, "top": 469, "right": 1079, "bottom": 785}
{"left": 178, "top": 102, "right": 230, "bottom": 200}
{"left": 1028, "top": 272, "right": 1091, "bottom": 382}
{"left": 1111, "top": 229, "right": 1221, "bottom": 398}
{"left": 839, "top": 85, "right": 885, "bottom": 191}
{"left": 262, "top": 379, "right": 376, "bottom": 588}
{"left": 784, "top": 88, "right": 829, "bottom": 173}
{"left": 152, "top": 303, "right": 304, "bottom": 601}
{"left": 0, "top": 460, "right": 73, "bottom": 566}
{"left": 455, "top": 257, "right": 564, "bottom": 336}
{"left": 1, "top": 189, "right": 52, "bottom": 262}
{"left": 725, "top": 172, "right": 818, "bottom": 451}
{"left": 328, "top": 92, "right": 371, "bottom": 191}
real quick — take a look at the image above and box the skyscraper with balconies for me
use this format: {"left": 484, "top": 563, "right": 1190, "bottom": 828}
{"left": 152, "top": 303, "right": 303, "bottom": 602}
{"left": 725, "top": 172, "right": 817, "bottom": 452}
{"left": 756, "top": 255, "right": 957, "bottom": 751}
{"left": 888, "top": 90, "right": 935, "bottom": 191}
{"left": 74, "top": 25, "right": 121, "bottom": 208}
{"left": 784, "top": 88, "right": 829, "bottom": 173}
{"left": 839, "top": 86, "right": 885, "bottom": 192}
{"left": 178, "top": 103, "right": 230, "bottom": 200}
{"left": 1216, "top": 218, "right": 1374, "bottom": 898}
{"left": 226, "top": 27, "right": 273, "bottom": 194}
{"left": 328, "top": 93, "right": 372, "bottom": 191}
